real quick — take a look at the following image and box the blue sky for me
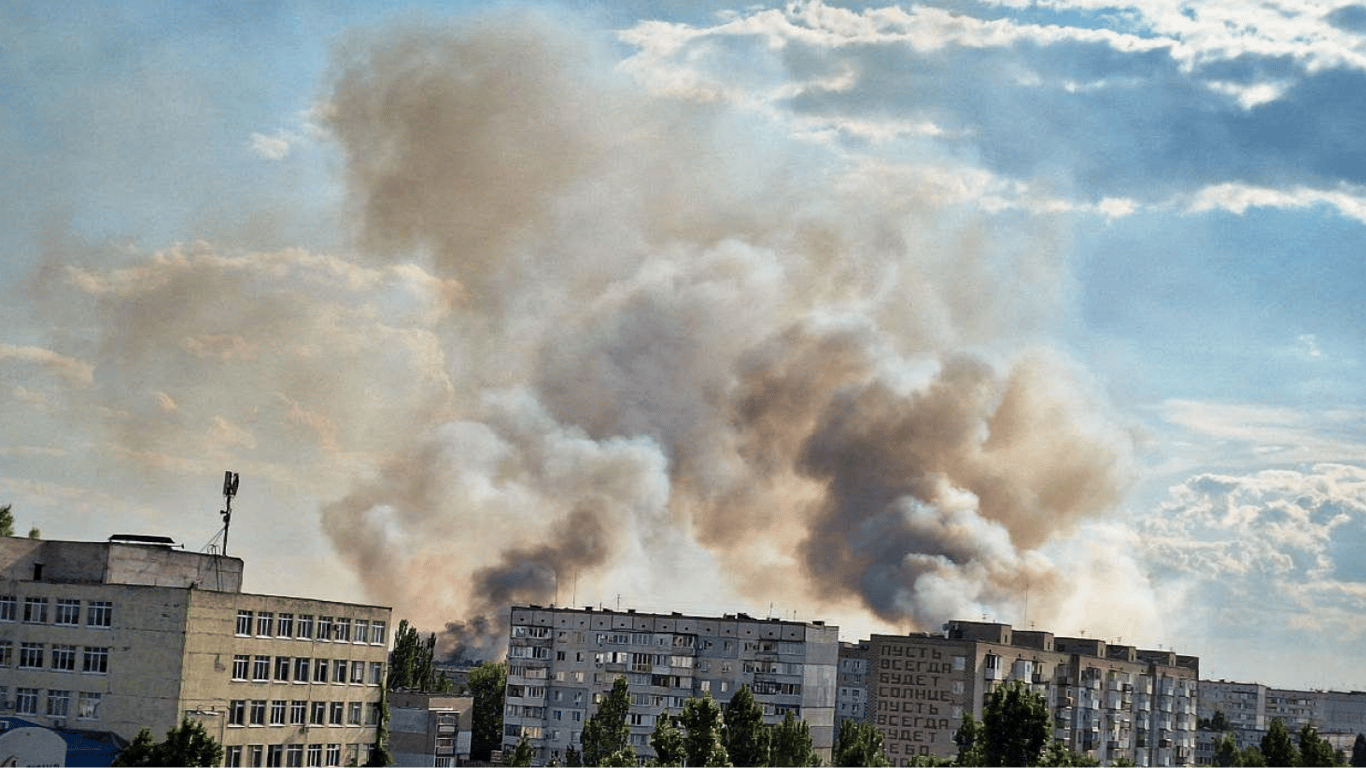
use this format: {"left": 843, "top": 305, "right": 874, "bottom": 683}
{"left": 3, "top": 0, "right": 1364, "bottom": 684}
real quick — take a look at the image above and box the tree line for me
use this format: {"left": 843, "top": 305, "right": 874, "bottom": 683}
{"left": 1205, "top": 711, "right": 1366, "bottom": 767}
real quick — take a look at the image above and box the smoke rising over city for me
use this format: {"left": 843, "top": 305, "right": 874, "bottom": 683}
{"left": 314, "top": 10, "right": 1141, "bottom": 658}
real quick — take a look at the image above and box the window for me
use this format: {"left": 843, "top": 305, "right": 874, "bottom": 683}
{"left": 294, "top": 657, "right": 311, "bottom": 682}
{"left": 317, "top": 616, "right": 333, "bottom": 641}
{"left": 369, "top": 662, "right": 384, "bottom": 685}
{"left": 250, "top": 699, "right": 267, "bottom": 726}
{"left": 83, "top": 646, "right": 109, "bottom": 674}
{"left": 350, "top": 661, "right": 365, "bottom": 684}
{"left": 249, "top": 745, "right": 264, "bottom": 767}
{"left": 257, "top": 612, "right": 274, "bottom": 637}
{"left": 87, "top": 601, "right": 112, "bottom": 627}
{"left": 314, "top": 658, "right": 328, "bottom": 683}
{"left": 271, "top": 699, "right": 286, "bottom": 725}
{"left": 297, "top": 614, "right": 314, "bottom": 639}
{"left": 290, "top": 700, "right": 306, "bottom": 725}
{"left": 331, "top": 659, "right": 346, "bottom": 684}
{"left": 275, "top": 656, "right": 291, "bottom": 682}
{"left": 16, "top": 687, "right": 39, "bottom": 715}
{"left": 237, "top": 610, "right": 254, "bottom": 636}
{"left": 307, "top": 744, "right": 323, "bottom": 767}
{"left": 348, "top": 702, "right": 362, "bottom": 725}
{"left": 334, "top": 618, "right": 351, "bottom": 642}
{"left": 19, "top": 642, "right": 43, "bottom": 668}
{"left": 330, "top": 701, "right": 344, "bottom": 725}
{"left": 23, "top": 597, "right": 48, "bottom": 623}
{"left": 234, "top": 655, "right": 250, "bottom": 681}
{"left": 55, "top": 598, "right": 80, "bottom": 625}
{"left": 366, "top": 703, "right": 381, "bottom": 725}
{"left": 370, "top": 621, "right": 386, "bottom": 645}
{"left": 311, "top": 701, "right": 326, "bottom": 725}
{"left": 0, "top": 640, "right": 11, "bottom": 667}
{"left": 47, "top": 689, "right": 70, "bottom": 717}
{"left": 51, "top": 644, "right": 76, "bottom": 672}
{"left": 278, "top": 613, "right": 294, "bottom": 637}
{"left": 229, "top": 700, "right": 246, "bottom": 726}
{"left": 226, "top": 746, "right": 244, "bottom": 767}
{"left": 0, "top": 595, "right": 15, "bottom": 621}
{"left": 267, "top": 745, "right": 283, "bottom": 768}
{"left": 326, "top": 745, "right": 341, "bottom": 766}
{"left": 354, "top": 620, "right": 369, "bottom": 644}
{"left": 286, "top": 744, "right": 303, "bottom": 768}
{"left": 253, "top": 655, "right": 271, "bottom": 681}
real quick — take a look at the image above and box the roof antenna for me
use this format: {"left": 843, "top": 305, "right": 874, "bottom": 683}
{"left": 220, "top": 471, "right": 240, "bottom": 556}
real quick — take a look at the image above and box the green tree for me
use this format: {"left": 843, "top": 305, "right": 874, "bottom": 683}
{"left": 582, "top": 676, "right": 635, "bottom": 767}
{"left": 1214, "top": 732, "right": 1240, "bottom": 767}
{"left": 1300, "top": 723, "right": 1337, "bottom": 767}
{"left": 113, "top": 717, "right": 224, "bottom": 767}
{"left": 27, "top": 526, "right": 39, "bottom": 539}
{"left": 833, "top": 719, "right": 890, "bottom": 767}
{"left": 1213, "top": 710, "right": 1232, "bottom": 732}
{"left": 365, "top": 684, "right": 393, "bottom": 766}
{"left": 0, "top": 504, "right": 13, "bottom": 537}
{"left": 1262, "top": 718, "right": 1299, "bottom": 767}
{"left": 468, "top": 662, "right": 506, "bottom": 762}
{"left": 1241, "top": 745, "right": 1268, "bottom": 767}
{"left": 508, "top": 737, "right": 535, "bottom": 767}
{"left": 387, "top": 619, "right": 453, "bottom": 693}
{"left": 981, "top": 681, "right": 1050, "bottom": 767}
{"left": 769, "top": 712, "right": 819, "bottom": 767}
{"left": 651, "top": 710, "right": 687, "bottom": 767}
{"left": 681, "top": 692, "right": 731, "bottom": 767}
{"left": 565, "top": 745, "right": 583, "bottom": 767}
{"left": 955, "top": 712, "right": 983, "bottom": 766}
{"left": 1352, "top": 734, "right": 1366, "bottom": 767}
{"left": 724, "top": 685, "right": 771, "bottom": 767}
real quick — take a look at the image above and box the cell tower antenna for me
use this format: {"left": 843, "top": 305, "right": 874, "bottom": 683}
{"left": 220, "top": 471, "right": 240, "bottom": 556}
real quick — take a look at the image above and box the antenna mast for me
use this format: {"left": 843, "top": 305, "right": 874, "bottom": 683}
{"left": 220, "top": 471, "right": 240, "bottom": 556}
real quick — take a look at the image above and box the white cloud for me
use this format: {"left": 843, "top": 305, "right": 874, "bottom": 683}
{"left": 1186, "top": 182, "right": 1366, "bottom": 224}
{"left": 249, "top": 131, "right": 292, "bottom": 160}
{"left": 0, "top": 343, "right": 94, "bottom": 386}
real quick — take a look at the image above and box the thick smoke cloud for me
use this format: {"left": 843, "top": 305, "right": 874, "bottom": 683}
{"left": 314, "top": 9, "right": 1140, "bottom": 657}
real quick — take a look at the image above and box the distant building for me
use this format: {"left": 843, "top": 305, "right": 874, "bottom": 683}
{"left": 1196, "top": 680, "right": 1366, "bottom": 764}
{"left": 389, "top": 692, "right": 473, "bottom": 767}
{"left": 834, "top": 641, "right": 870, "bottom": 735}
{"left": 860, "top": 620, "right": 1199, "bottom": 767}
{"left": 0, "top": 535, "right": 391, "bottom": 767}
{"left": 502, "top": 605, "right": 840, "bottom": 765}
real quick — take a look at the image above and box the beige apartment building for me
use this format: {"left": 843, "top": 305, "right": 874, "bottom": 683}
{"left": 389, "top": 691, "right": 473, "bottom": 767}
{"left": 0, "top": 535, "right": 390, "bottom": 767}
{"left": 1195, "top": 680, "right": 1366, "bottom": 763}
{"left": 862, "top": 620, "right": 1200, "bottom": 767}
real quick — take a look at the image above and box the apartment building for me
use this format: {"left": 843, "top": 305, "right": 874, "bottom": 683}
{"left": 862, "top": 620, "right": 1199, "bottom": 767}
{"left": 389, "top": 692, "right": 473, "bottom": 767}
{"left": 502, "top": 605, "right": 840, "bottom": 765}
{"left": 1195, "top": 681, "right": 1366, "bottom": 762}
{"left": 0, "top": 535, "right": 390, "bottom": 767}
{"left": 834, "top": 641, "right": 870, "bottom": 735}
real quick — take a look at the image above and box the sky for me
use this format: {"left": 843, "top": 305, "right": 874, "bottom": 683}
{"left": 2, "top": 0, "right": 1364, "bottom": 688}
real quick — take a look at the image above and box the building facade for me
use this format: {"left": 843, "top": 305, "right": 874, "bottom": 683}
{"left": 862, "top": 620, "right": 1199, "bottom": 767}
{"left": 0, "top": 536, "right": 390, "bottom": 767}
{"left": 1196, "top": 681, "right": 1366, "bottom": 763}
{"left": 389, "top": 692, "right": 473, "bottom": 767}
{"left": 502, "top": 605, "right": 840, "bottom": 765}
{"left": 834, "top": 641, "right": 870, "bottom": 737}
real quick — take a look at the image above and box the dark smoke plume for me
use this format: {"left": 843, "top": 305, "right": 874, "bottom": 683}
{"left": 314, "top": 9, "right": 1143, "bottom": 658}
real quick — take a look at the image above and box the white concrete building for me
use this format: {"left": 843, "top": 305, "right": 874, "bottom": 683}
{"left": 502, "top": 605, "right": 840, "bottom": 765}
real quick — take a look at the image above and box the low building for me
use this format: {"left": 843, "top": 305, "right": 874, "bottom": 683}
{"left": 389, "top": 692, "right": 473, "bottom": 767}
{"left": 0, "top": 535, "right": 391, "bottom": 767}
{"left": 502, "top": 605, "right": 840, "bottom": 765}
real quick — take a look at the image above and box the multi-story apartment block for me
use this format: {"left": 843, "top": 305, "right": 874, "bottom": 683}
{"left": 502, "top": 605, "right": 840, "bottom": 765}
{"left": 1196, "top": 681, "right": 1366, "bottom": 763}
{"left": 863, "top": 620, "right": 1199, "bottom": 767}
{"left": 835, "top": 641, "right": 870, "bottom": 735}
{"left": 389, "top": 692, "right": 473, "bottom": 767}
{"left": 0, "top": 535, "right": 390, "bottom": 767}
